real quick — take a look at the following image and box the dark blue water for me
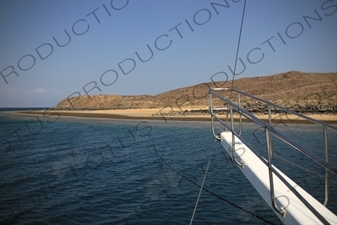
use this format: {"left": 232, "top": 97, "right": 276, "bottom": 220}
{"left": 0, "top": 107, "right": 48, "bottom": 112}
{"left": 1, "top": 111, "right": 336, "bottom": 224}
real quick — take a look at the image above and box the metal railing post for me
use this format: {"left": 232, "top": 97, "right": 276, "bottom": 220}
{"left": 238, "top": 92, "right": 242, "bottom": 136}
{"left": 209, "top": 91, "right": 221, "bottom": 141}
{"left": 230, "top": 105, "right": 244, "bottom": 167}
{"left": 268, "top": 105, "right": 272, "bottom": 126}
{"left": 266, "top": 128, "right": 285, "bottom": 217}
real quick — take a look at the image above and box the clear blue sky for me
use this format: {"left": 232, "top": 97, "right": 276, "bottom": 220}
{"left": 0, "top": 0, "right": 336, "bottom": 107}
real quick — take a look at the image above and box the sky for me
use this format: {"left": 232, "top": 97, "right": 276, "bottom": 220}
{"left": 0, "top": 0, "right": 336, "bottom": 107}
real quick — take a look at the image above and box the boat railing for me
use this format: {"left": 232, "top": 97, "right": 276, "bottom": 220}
{"left": 208, "top": 87, "right": 337, "bottom": 223}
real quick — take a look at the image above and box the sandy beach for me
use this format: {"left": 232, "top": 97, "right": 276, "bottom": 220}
{"left": 19, "top": 108, "right": 337, "bottom": 124}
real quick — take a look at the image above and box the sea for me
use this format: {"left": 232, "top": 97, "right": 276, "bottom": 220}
{"left": 1, "top": 108, "right": 336, "bottom": 225}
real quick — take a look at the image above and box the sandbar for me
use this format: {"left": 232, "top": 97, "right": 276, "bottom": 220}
{"left": 18, "top": 108, "right": 337, "bottom": 124}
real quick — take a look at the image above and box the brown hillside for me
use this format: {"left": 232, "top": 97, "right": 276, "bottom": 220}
{"left": 56, "top": 71, "right": 337, "bottom": 113}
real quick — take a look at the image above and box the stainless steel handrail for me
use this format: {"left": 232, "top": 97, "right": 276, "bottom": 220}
{"left": 209, "top": 88, "right": 337, "bottom": 173}
{"left": 209, "top": 88, "right": 336, "bottom": 225}
{"left": 211, "top": 87, "right": 337, "bottom": 131}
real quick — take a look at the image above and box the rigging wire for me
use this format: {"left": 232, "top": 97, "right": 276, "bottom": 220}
{"left": 189, "top": 140, "right": 214, "bottom": 225}
{"left": 246, "top": 141, "right": 337, "bottom": 185}
{"left": 232, "top": 0, "right": 247, "bottom": 79}
{"left": 272, "top": 153, "right": 337, "bottom": 185}
{"left": 152, "top": 145, "right": 276, "bottom": 225}
{"left": 229, "top": 144, "right": 268, "bottom": 224}
{"left": 201, "top": 0, "right": 275, "bottom": 223}
{"left": 225, "top": 0, "right": 247, "bottom": 123}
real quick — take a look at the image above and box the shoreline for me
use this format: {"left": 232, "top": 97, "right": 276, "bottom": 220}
{"left": 16, "top": 109, "right": 337, "bottom": 124}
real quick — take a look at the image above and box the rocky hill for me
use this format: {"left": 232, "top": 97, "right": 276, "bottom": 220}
{"left": 56, "top": 71, "right": 337, "bottom": 114}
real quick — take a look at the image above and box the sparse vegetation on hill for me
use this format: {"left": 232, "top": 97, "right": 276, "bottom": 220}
{"left": 56, "top": 71, "right": 337, "bottom": 114}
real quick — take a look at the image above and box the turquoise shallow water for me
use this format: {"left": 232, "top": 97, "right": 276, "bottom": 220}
{"left": 1, "top": 111, "right": 336, "bottom": 224}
